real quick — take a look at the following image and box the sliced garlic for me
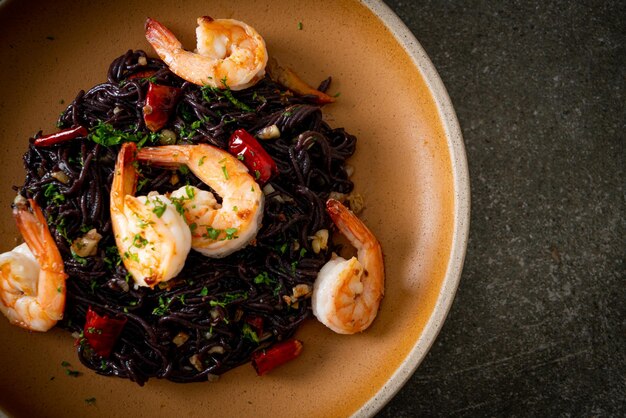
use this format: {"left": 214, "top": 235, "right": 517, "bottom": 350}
{"left": 173, "top": 332, "right": 190, "bottom": 347}
{"left": 310, "top": 229, "right": 329, "bottom": 254}
{"left": 51, "top": 171, "right": 70, "bottom": 184}
{"left": 347, "top": 193, "right": 365, "bottom": 214}
{"left": 257, "top": 124, "right": 280, "bottom": 140}
{"left": 70, "top": 229, "right": 102, "bottom": 258}
{"left": 189, "top": 354, "right": 203, "bottom": 371}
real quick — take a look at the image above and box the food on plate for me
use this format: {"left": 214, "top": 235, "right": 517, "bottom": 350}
{"left": 0, "top": 197, "right": 68, "bottom": 331}
{"left": 136, "top": 143, "right": 264, "bottom": 258}
{"left": 312, "top": 199, "right": 384, "bottom": 334}
{"left": 145, "top": 16, "right": 267, "bottom": 90}
{"left": 110, "top": 142, "right": 192, "bottom": 288}
{"left": 0, "top": 16, "right": 384, "bottom": 384}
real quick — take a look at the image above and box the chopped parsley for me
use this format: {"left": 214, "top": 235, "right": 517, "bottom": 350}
{"left": 198, "top": 155, "right": 206, "bottom": 166}
{"left": 297, "top": 21, "right": 303, "bottom": 30}
{"left": 132, "top": 234, "right": 149, "bottom": 248}
{"left": 61, "top": 361, "right": 81, "bottom": 377}
{"left": 204, "top": 227, "right": 221, "bottom": 240}
{"left": 123, "top": 251, "right": 140, "bottom": 263}
{"left": 185, "top": 184, "right": 195, "bottom": 199}
{"left": 222, "top": 164, "right": 229, "bottom": 180}
{"left": 169, "top": 197, "right": 186, "bottom": 216}
{"left": 199, "top": 287, "right": 209, "bottom": 297}
{"left": 103, "top": 245, "right": 122, "bottom": 270}
{"left": 84, "top": 397, "right": 96, "bottom": 405}
{"left": 44, "top": 183, "right": 66, "bottom": 204}
{"left": 152, "top": 296, "right": 173, "bottom": 316}
{"left": 70, "top": 250, "right": 88, "bottom": 266}
{"left": 210, "top": 292, "right": 248, "bottom": 307}
{"left": 89, "top": 121, "right": 157, "bottom": 148}
{"left": 150, "top": 197, "right": 167, "bottom": 218}
{"left": 225, "top": 228, "right": 238, "bottom": 240}
{"left": 201, "top": 83, "right": 253, "bottom": 112}
{"left": 137, "top": 177, "right": 150, "bottom": 192}
{"left": 222, "top": 88, "right": 253, "bottom": 112}
{"left": 242, "top": 323, "right": 260, "bottom": 343}
{"left": 254, "top": 272, "right": 272, "bottom": 285}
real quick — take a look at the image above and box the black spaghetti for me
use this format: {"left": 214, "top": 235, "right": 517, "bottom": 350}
{"left": 18, "top": 50, "right": 356, "bottom": 385}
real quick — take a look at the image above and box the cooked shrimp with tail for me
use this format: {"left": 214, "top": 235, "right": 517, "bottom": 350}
{"left": 312, "top": 199, "right": 384, "bottom": 334}
{"left": 137, "top": 144, "right": 264, "bottom": 258}
{"left": 110, "top": 142, "right": 191, "bottom": 288}
{"left": 0, "top": 196, "right": 68, "bottom": 332}
{"left": 145, "top": 16, "right": 267, "bottom": 90}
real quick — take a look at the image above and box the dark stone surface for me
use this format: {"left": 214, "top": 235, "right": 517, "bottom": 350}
{"left": 378, "top": 1, "right": 625, "bottom": 416}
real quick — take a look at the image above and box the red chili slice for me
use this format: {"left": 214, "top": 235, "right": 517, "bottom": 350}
{"left": 83, "top": 306, "right": 128, "bottom": 358}
{"left": 143, "top": 82, "right": 182, "bottom": 132}
{"left": 251, "top": 339, "right": 303, "bottom": 376}
{"left": 33, "top": 125, "right": 88, "bottom": 147}
{"left": 245, "top": 316, "right": 264, "bottom": 336}
{"left": 228, "top": 128, "right": 278, "bottom": 184}
{"left": 127, "top": 69, "right": 157, "bottom": 80}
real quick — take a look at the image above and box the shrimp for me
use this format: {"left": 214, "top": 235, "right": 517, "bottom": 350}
{"left": 145, "top": 16, "right": 267, "bottom": 90}
{"left": 136, "top": 144, "right": 264, "bottom": 258}
{"left": 0, "top": 196, "right": 68, "bottom": 332}
{"left": 311, "top": 199, "right": 385, "bottom": 334}
{"left": 110, "top": 142, "right": 191, "bottom": 288}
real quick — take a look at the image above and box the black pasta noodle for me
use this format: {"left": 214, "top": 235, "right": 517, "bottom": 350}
{"left": 19, "top": 50, "right": 356, "bottom": 385}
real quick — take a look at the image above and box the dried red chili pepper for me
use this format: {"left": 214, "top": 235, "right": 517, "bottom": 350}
{"left": 251, "top": 339, "right": 303, "bottom": 376}
{"left": 127, "top": 69, "right": 157, "bottom": 80}
{"left": 228, "top": 128, "right": 278, "bottom": 184}
{"left": 83, "top": 306, "right": 128, "bottom": 358}
{"left": 245, "top": 315, "right": 264, "bottom": 335}
{"left": 143, "top": 82, "right": 182, "bottom": 132}
{"left": 33, "top": 125, "right": 88, "bottom": 147}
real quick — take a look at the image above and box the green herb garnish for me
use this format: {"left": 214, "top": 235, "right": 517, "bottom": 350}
{"left": 88, "top": 121, "right": 157, "bottom": 147}
{"left": 44, "top": 183, "right": 66, "bottom": 204}
{"left": 225, "top": 228, "right": 238, "bottom": 240}
{"left": 242, "top": 323, "right": 260, "bottom": 343}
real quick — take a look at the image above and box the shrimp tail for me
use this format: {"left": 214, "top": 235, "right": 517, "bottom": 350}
{"left": 112, "top": 143, "right": 138, "bottom": 207}
{"left": 326, "top": 198, "right": 384, "bottom": 298}
{"left": 12, "top": 197, "right": 67, "bottom": 322}
{"left": 326, "top": 199, "right": 376, "bottom": 250}
{"left": 145, "top": 17, "right": 183, "bottom": 56}
{"left": 13, "top": 198, "right": 56, "bottom": 271}
{"left": 136, "top": 145, "right": 189, "bottom": 169}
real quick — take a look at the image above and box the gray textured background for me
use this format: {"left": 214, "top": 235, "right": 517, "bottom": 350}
{"left": 378, "top": 1, "right": 625, "bottom": 416}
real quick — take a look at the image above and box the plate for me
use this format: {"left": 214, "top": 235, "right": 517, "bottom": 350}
{"left": 0, "top": 0, "right": 469, "bottom": 416}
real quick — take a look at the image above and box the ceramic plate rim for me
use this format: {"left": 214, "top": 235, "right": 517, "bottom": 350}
{"left": 354, "top": 1, "right": 470, "bottom": 416}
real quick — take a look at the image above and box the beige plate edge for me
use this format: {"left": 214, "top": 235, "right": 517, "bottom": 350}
{"left": 355, "top": 1, "right": 470, "bottom": 416}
